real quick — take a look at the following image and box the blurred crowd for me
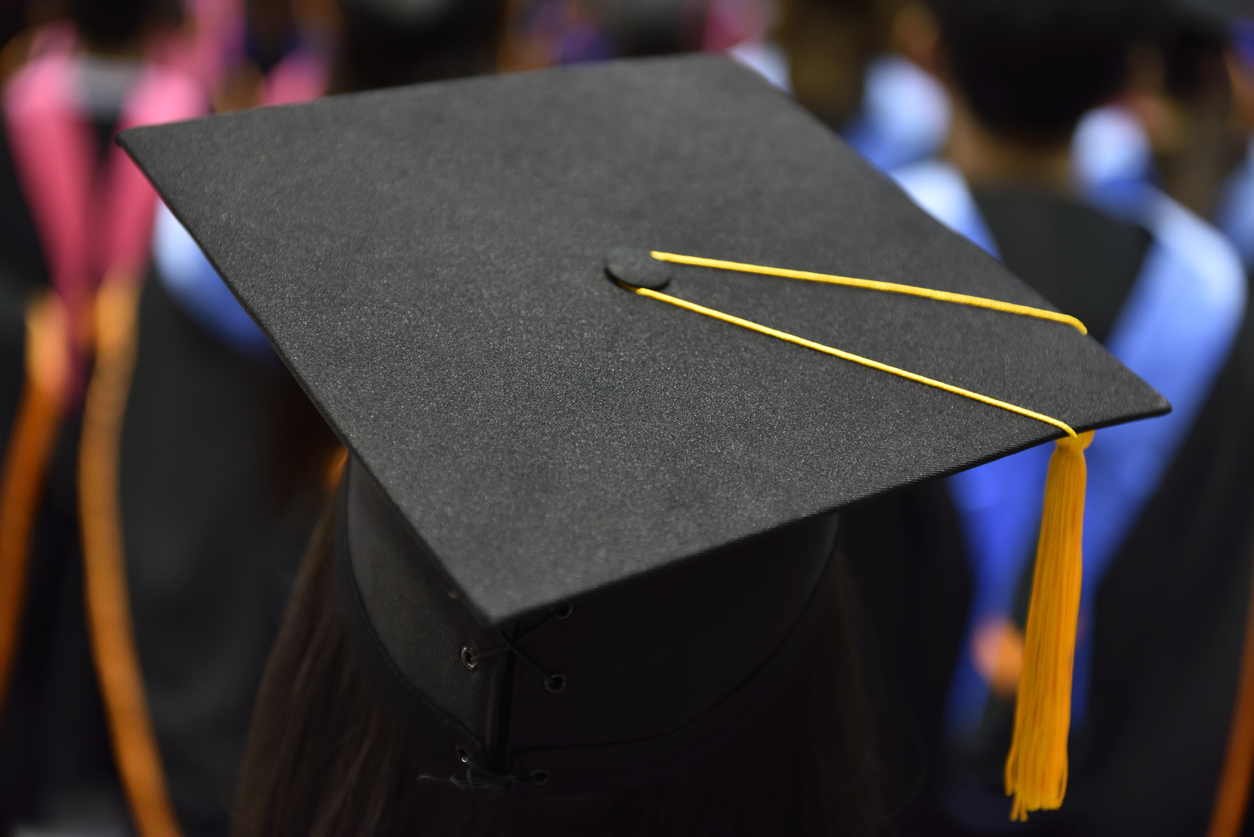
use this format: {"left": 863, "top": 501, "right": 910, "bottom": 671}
{"left": 0, "top": 0, "right": 1252, "bottom": 834}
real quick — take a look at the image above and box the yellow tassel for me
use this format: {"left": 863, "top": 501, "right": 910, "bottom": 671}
{"left": 1005, "top": 430, "right": 1094, "bottom": 822}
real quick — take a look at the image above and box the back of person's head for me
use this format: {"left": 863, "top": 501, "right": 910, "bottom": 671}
{"left": 230, "top": 500, "right": 881, "bottom": 837}
{"left": 331, "top": 0, "right": 504, "bottom": 92}
{"left": 783, "top": 0, "right": 883, "bottom": 18}
{"left": 66, "top": 0, "right": 178, "bottom": 51}
{"left": 1136, "top": 0, "right": 1233, "bottom": 103}
{"left": 776, "top": 0, "right": 903, "bottom": 128}
{"left": 927, "top": 0, "right": 1139, "bottom": 142}
{"left": 594, "top": 0, "right": 704, "bottom": 57}
{"left": 1121, "top": 0, "right": 1246, "bottom": 213}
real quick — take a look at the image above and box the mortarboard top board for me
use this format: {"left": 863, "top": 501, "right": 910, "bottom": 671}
{"left": 118, "top": 55, "right": 1166, "bottom": 809}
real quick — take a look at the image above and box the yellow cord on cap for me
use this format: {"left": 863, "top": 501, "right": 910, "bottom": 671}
{"left": 630, "top": 285, "right": 1078, "bottom": 438}
{"left": 649, "top": 251, "right": 1089, "bottom": 335}
{"left": 626, "top": 252, "right": 1095, "bottom": 821}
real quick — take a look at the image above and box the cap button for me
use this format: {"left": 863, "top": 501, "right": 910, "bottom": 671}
{"left": 605, "top": 247, "right": 671, "bottom": 291}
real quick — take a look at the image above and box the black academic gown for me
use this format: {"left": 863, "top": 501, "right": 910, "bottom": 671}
{"left": 0, "top": 104, "right": 48, "bottom": 444}
{"left": 976, "top": 190, "right": 1254, "bottom": 837}
{"left": 0, "top": 95, "right": 333, "bottom": 833}
{"left": 1053, "top": 275, "right": 1254, "bottom": 837}
{"left": 843, "top": 188, "right": 1254, "bottom": 836}
{"left": 119, "top": 273, "right": 335, "bottom": 836}
{"left": 0, "top": 110, "right": 126, "bottom": 829}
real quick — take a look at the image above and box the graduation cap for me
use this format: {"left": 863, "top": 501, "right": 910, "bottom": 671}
{"left": 118, "top": 55, "right": 1166, "bottom": 819}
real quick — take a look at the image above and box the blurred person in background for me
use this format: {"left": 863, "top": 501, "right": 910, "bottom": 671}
{"left": 326, "top": 0, "right": 502, "bottom": 92}
{"left": 1073, "top": 1, "right": 1254, "bottom": 269}
{"left": 1123, "top": 0, "right": 1250, "bottom": 219}
{"left": 123, "top": 192, "right": 339, "bottom": 833}
{"left": 120, "top": 107, "right": 337, "bottom": 837}
{"left": 1210, "top": 3, "right": 1254, "bottom": 272}
{"left": 498, "top": 0, "right": 703, "bottom": 71}
{"left": 98, "top": 1, "right": 507, "bottom": 835}
{"left": 0, "top": 0, "right": 206, "bottom": 832}
{"left": 772, "top": 0, "right": 895, "bottom": 130}
{"left": 0, "top": 0, "right": 48, "bottom": 553}
{"left": 210, "top": 0, "right": 334, "bottom": 110}
{"left": 498, "top": 0, "right": 614, "bottom": 69}
{"left": 1071, "top": 0, "right": 1251, "bottom": 223}
{"left": 866, "top": 0, "right": 1254, "bottom": 834}
{"left": 722, "top": 0, "right": 949, "bottom": 171}
{"left": 725, "top": 0, "right": 952, "bottom": 171}
{"left": 592, "top": 0, "right": 704, "bottom": 56}
{"left": 747, "top": 0, "right": 1254, "bottom": 212}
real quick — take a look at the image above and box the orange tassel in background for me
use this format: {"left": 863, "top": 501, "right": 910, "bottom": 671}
{"left": 80, "top": 275, "right": 182, "bottom": 837}
{"left": 0, "top": 293, "right": 67, "bottom": 707}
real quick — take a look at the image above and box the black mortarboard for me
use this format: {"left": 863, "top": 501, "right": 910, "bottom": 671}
{"left": 118, "top": 55, "right": 1166, "bottom": 815}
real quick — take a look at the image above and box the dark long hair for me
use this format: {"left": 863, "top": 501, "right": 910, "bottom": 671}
{"left": 232, "top": 499, "right": 881, "bottom": 836}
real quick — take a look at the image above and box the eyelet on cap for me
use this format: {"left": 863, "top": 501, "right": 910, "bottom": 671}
{"left": 544, "top": 672, "right": 567, "bottom": 693}
{"left": 455, "top": 745, "right": 470, "bottom": 764}
{"left": 553, "top": 602, "right": 574, "bottom": 619}
{"left": 461, "top": 646, "right": 478, "bottom": 671}
{"left": 529, "top": 769, "right": 550, "bottom": 785}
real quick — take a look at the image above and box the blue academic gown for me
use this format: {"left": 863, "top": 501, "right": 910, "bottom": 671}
{"left": 1217, "top": 139, "right": 1254, "bottom": 273}
{"left": 891, "top": 159, "right": 1245, "bottom": 733}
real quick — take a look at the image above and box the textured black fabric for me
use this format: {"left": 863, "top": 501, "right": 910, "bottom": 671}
{"left": 337, "top": 456, "right": 840, "bottom": 792}
{"left": 336, "top": 459, "right": 503, "bottom": 765}
{"left": 119, "top": 55, "right": 1166, "bottom": 628}
{"left": 972, "top": 189, "right": 1152, "bottom": 343}
{"left": 121, "top": 276, "right": 330, "bottom": 835}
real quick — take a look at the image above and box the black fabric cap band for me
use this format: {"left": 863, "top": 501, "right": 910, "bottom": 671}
{"left": 334, "top": 456, "right": 839, "bottom": 793}
{"left": 334, "top": 472, "right": 496, "bottom": 770}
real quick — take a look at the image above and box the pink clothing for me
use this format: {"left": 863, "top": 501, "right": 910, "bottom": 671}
{"left": 4, "top": 53, "right": 206, "bottom": 390}
{"left": 260, "top": 45, "right": 330, "bottom": 106}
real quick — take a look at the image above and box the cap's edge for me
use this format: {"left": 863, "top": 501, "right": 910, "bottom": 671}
{"left": 467, "top": 387, "right": 1170, "bottom": 626}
